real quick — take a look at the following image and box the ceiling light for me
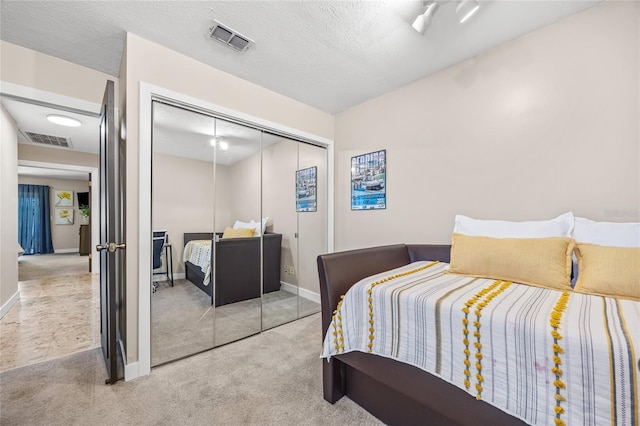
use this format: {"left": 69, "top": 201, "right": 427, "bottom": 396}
{"left": 456, "top": 0, "right": 480, "bottom": 24}
{"left": 210, "top": 137, "right": 229, "bottom": 151}
{"left": 46, "top": 114, "right": 81, "bottom": 127}
{"left": 412, "top": 2, "right": 439, "bottom": 35}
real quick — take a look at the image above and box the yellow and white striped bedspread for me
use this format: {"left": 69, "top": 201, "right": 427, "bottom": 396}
{"left": 183, "top": 240, "right": 212, "bottom": 285}
{"left": 321, "top": 261, "right": 639, "bottom": 426}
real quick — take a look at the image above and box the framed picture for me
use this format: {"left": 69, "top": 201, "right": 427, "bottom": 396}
{"left": 351, "top": 149, "right": 386, "bottom": 210}
{"left": 296, "top": 166, "right": 317, "bottom": 212}
{"left": 54, "top": 189, "right": 74, "bottom": 207}
{"left": 55, "top": 208, "right": 74, "bottom": 225}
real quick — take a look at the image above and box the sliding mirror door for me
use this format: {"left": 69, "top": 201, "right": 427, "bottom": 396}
{"left": 151, "top": 101, "right": 216, "bottom": 366}
{"left": 261, "top": 134, "right": 299, "bottom": 330}
{"left": 151, "top": 97, "right": 329, "bottom": 365}
{"left": 213, "top": 119, "right": 262, "bottom": 346}
{"left": 297, "top": 142, "right": 325, "bottom": 317}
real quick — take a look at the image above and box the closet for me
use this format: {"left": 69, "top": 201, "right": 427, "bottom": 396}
{"left": 150, "top": 101, "right": 327, "bottom": 366}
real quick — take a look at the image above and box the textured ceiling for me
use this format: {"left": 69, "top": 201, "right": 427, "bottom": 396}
{"left": 0, "top": 0, "right": 602, "bottom": 114}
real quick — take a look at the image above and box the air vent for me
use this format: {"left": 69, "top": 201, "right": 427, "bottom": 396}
{"left": 22, "top": 131, "right": 72, "bottom": 148}
{"left": 209, "top": 20, "right": 254, "bottom": 52}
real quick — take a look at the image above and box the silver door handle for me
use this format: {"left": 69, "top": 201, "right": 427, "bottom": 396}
{"left": 96, "top": 242, "right": 126, "bottom": 253}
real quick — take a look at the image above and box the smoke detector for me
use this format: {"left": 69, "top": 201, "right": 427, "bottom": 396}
{"left": 209, "top": 20, "right": 254, "bottom": 52}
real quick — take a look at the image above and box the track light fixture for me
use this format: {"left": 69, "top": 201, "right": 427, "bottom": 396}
{"left": 411, "top": 0, "right": 481, "bottom": 35}
{"left": 412, "top": 2, "right": 439, "bottom": 35}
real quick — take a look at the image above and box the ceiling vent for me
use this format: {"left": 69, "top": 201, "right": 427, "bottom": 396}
{"left": 21, "top": 131, "right": 72, "bottom": 148}
{"left": 209, "top": 20, "right": 254, "bottom": 52}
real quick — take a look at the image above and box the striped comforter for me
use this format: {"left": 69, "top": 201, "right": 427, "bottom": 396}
{"left": 183, "top": 240, "right": 212, "bottom": 285}
{"left": 321, "top": 261, "right": 639, "bottom": 426}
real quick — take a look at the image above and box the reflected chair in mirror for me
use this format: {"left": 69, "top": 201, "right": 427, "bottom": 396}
{"left": 152, "top": 230, "right": 173, "bottom": 293}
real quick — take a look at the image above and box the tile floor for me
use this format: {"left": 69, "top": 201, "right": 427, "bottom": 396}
{"left": 0, "top": 254, "right": 100, "bottom": 372}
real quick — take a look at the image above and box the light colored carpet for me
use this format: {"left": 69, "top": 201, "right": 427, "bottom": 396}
{"left": 151, "top": 280, "right": 320, "bottom": 366}
{"left": 0, "top": 313, "right": 383, "bottom": 426}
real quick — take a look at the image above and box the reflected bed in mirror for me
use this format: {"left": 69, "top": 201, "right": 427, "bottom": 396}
{"left": 183, "top": 232, "right": 282, "bottom": 305}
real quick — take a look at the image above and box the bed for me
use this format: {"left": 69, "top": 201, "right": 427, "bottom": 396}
{"left": 318, "top": 243, "right": 639, "bottom": 426}
{"left": 183, "top": 232, "right": 282, "bottom": 306}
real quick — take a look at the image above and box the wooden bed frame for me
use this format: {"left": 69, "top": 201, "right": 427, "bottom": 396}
{"left": 183, "top": 232, "right": 282, "bottom": 306}
{"left": 317, "top": 244, "right": 526, "bottom": 426}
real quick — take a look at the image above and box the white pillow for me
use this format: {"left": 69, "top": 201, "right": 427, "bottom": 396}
{"left": 232, "top": 217, "right": 269, "bottom": 236}
{"left": 573, "top": 217, "right": 640, "bottom": 247}
{"left": 453, "top": 212, "right": 575, "bottom": 238}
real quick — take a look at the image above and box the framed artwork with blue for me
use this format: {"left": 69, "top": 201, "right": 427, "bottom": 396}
{"left": 351, "top": 149, "right": 386, "bottom": 210}
{"left": 296, "top": 166, "right": 317, "bottom": 212}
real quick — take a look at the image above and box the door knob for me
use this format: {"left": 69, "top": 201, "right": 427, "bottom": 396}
{"left": 96, "top": 242, "right": 126, "bottom": 253}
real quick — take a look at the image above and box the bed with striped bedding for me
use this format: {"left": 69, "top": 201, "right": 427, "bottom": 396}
{"left": 183, "top": 239, "right": 212, "bottom": 285}
{"left": 321, "top": 260, "right": 639, "bottom": 426}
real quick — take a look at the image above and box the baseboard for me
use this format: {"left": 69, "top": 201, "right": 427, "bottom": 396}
{"left": 121, "top": 339, "right": 142, "bottom": 381}
{"left": 55, "top": 248, "right": 79, "bottom": 254}
{"left": 280, "top": 281, "right": 321, "bottom": 304}
{"left": 0, "top": 290, "right": 20, "bottom": 319}
{"left": 124, "top": 361, "right": 139, "bottom": 381}
{"left": 154, "top": 272, "right": 185, "bottom": 281}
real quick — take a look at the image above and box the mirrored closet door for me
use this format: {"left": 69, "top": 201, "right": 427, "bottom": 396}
{"left": 151, "top": 99, "right": 327, "bottom": 367}
{"left": 297, "top": 142, "right": 326, "bottom": 318}
{"left": 151, "top": 102, "right": 216, "bottom": 366}
{"left": 261, "top": 134, "right": 299, "bottom": 330}
{"left": 212, "top": 119, "right": 262, "bottom": 346}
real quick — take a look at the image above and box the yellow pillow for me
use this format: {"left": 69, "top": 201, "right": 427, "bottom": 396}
{"left": 448, "top": 233, "right": 574, "bottom": 291}
{"left": 221, "top": 227, "right": 255, "bottom": 239}
{"left": 574, "top": 243, "right": 640, "bottom": 301}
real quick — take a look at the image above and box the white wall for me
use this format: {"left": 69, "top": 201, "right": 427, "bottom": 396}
{"left": 0, "top": 105, "right": 19, "bottom": 317}
{"left": 151, "top": 152, "right": 231, "bottom": 274}
{"left": 334, "top": 1, "right": 640, "bottom": 250}
{"left": 125, "top": 33, "right": 334, "bottom": 366}
{"left": 17, "top": 176, "right": 90, "bottom": 252}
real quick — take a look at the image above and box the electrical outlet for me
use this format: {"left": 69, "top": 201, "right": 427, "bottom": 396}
{"left": 289, "top": 266, "right": 295, "bottom": 275}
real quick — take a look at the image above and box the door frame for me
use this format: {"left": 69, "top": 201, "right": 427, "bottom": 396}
{"left": 136, "top": 82, "right": 335, "bottom": 378}
{"left": 17, "top": 160, "right": 100, "bottom": 273}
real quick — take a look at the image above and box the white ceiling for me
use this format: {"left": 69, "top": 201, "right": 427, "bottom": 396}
{"left": 2, "top": 0, "right": 603, "bottom": 177}
{"left": 152, "top": 102, "right": 282, "bottom": 166}
{"left": 1, "top": 0, "right": 603, "bottom": 115}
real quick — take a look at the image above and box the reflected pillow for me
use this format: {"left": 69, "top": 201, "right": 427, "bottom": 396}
{"left": 453, "top": 212, "right": 574, "bottom": 238}
{"left": 574, "top": 243, "right": 640, "bottom": 301}
{"left": 232, "top": 217, "right": 269, "bottom": 236}
{"left": 222, "top": 227, "right": 255, "bottom": 239}
{"left": 448, "top": 233, "right": 574, "bottom": 291}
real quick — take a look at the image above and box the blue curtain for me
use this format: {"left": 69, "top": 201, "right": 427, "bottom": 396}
{"left": 18, "top": 184, "right": 54, "bottom": 255}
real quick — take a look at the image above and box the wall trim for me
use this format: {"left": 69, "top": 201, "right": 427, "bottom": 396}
{"left": 120, "top": 339, "right": 140, "bottom": 381}
{"left": 280, "top": 281, "right": 321, "bottom": 304}
{"left": 55, "top": 248, "right": 79, "bottom": 254}
{"left": 0, "top": 290, "right": 20, "bottom": 319}
{"left": 139, "top": 81, "right": 335, "bottom": 380}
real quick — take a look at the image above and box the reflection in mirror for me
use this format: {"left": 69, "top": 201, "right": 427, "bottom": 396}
{"left": 150, "top": 100, "right": 328, "bottom": 364}
{"left": 261, "top": 134, "right": 299, "bottom": 329}
{"left": 151, "top": 101, "right": 215, "bottom": 366}
{"left": 212, "top": 119, "right": 262, "bottom": 346}
{"left": 297, "top": 142, "right": 325, "bottom": 318}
